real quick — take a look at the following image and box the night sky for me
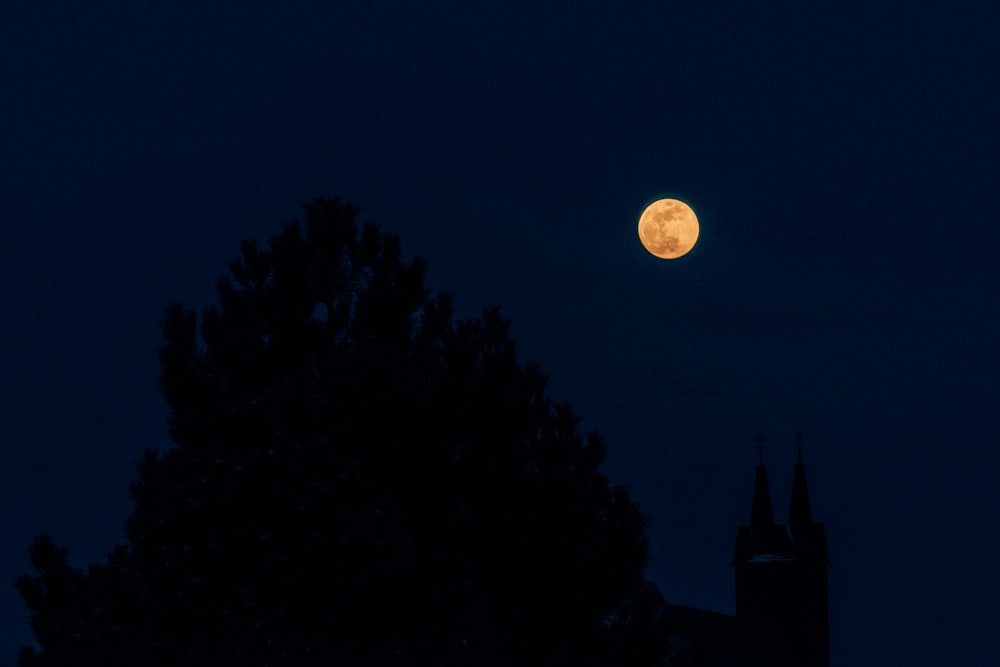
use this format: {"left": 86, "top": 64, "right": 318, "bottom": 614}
{"left": 3, "top": 2, "right": 998, "bottom": 665}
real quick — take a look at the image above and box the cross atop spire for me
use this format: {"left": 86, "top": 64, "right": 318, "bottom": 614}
{"left": 796, "top": 429, "right": 804, "bottom": 465}
{"left": 757, "top": 432, "right": 765, "bottom": 466}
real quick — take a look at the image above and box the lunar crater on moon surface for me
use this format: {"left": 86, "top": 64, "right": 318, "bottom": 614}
{"left": 637, "top": 198, "right": 699, "bottom": 259}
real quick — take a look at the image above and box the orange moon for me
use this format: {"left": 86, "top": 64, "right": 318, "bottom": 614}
{"left": 637, "top": 198, "right": 699, "bottom": 259}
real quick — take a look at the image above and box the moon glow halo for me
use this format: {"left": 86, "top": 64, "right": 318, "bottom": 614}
{"left": 637, "top": 198, "right": 699, "bottom": 259}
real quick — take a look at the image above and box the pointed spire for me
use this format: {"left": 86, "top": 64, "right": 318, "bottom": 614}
{"left": 789, "top": 430, "right": 813, "bottom": 534}
{"left": 751, "top": 433, "right": 775, "bottom": 533}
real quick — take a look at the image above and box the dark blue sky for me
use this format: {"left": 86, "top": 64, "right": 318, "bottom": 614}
{"left": 3, "top": 2, "right": 998, "bottom": 665}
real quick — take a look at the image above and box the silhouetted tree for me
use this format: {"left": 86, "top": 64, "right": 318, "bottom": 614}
{"left": 17, "top": 198, "right": 664, "bottom": 666}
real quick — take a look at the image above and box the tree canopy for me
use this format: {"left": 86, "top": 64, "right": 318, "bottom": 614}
{"left": 17, "top": 199, "right": 667, "bottom": 667}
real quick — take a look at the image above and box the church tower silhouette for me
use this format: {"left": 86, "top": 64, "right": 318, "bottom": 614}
{"left": 732, "top": 433, "right": 830, "bottom": 667}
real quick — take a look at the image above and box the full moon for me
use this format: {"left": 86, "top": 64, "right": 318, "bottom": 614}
{"left": 637, "top": 198, "right": 700, "bottom": 259}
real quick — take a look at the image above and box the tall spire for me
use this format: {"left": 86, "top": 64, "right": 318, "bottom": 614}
{"left": 751, "top": 433, "right": 775, "bottom": 533}
{"left": 788, "top": 430, "right": 813, "bottom": 534}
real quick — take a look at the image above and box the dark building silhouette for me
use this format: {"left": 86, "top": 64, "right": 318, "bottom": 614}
{"left": 663, "top": 435, "right": 831, "bottom": 666}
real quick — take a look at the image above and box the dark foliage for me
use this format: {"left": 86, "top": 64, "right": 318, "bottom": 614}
{"left": 17, "top": 199, "right": 665, "bottom": 666}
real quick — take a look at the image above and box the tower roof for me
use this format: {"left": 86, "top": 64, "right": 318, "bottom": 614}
{"left": 751, "top": 463, "right": 775, "bottom": 533}
{"left": 788, "top": 431, "right": 813, "bottom": 535}
{"left": 750, "top": 434, "right": 774, "bottom": 534}
{"left": 735, "top": 432, "right": 829, "bottom": 568}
